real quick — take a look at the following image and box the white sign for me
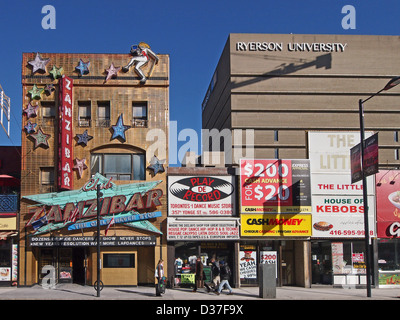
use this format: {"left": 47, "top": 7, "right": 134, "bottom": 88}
{"left": 166, "top": 218, "right": 240, "bottom": 241}
{"left": 239, "top": 250, "right": 257, "bottom": 279}
{"left": 168, "top": 176, "right": 235, "bottom": 216}
{"left": 308, "top": 132, "right": 376, "bottom": 238}
{"left": 236, "top": 42, "right": 347, "bottom": 53}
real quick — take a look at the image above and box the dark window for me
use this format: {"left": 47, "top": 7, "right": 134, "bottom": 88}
{"left": 103, "top": 254, "right": 135, "bottom": 268}
{"left": 132, "top": 102, "right": 148, "bottom": 127}
{"left": 97, "top": 101, "right": 111, "bottom": 127}
{"left": 78, "top": 101, "right": 91, "bottom": 127}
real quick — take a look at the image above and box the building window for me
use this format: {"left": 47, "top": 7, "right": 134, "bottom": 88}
{"left": 40, "top": 167, "right": 55, "bottom": 192}
{"left": 395, "top": 131, "right": 399, "bottom": 143}
{"left": 78, "top": 101, "right": 91, "bottom": 127}
{"left": 96, "top": 101, "right": 110, "bottom": 127}
{"left": 40, "top": 101, "right": 56, "bottom": 127}
{"left": 103, "top": 254, "right": 135, "bottom": 268}
{"left": 132, "top": 102, "right": 148, "bottom": 127}
{"left": 274, "top": 148, "right": 279, "bottom": 159}
{"left": 91, "top": 153, "right": 145, "bottom": 180}
{"left": 395, "top": 149, "right": 399, "bottom": 161}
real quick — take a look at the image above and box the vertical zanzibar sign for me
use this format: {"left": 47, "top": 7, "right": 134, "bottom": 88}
{"left": 58, "top": 76, "right": 73, "bottom": 190}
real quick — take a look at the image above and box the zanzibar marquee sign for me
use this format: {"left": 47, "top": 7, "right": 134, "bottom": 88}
{"left": 24, "top": 173, "right": 163, "bottom": 236}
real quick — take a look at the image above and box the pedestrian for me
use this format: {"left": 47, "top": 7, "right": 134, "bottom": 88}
{"left": 193, "top": 257, "right": 212, "bottom": 292}
{"left": 155, "top": 259, "right": 164, "bottom": 296}
{"left": 215, "top": 261, "right": 233, "bottom": 295}
{"left": 210, "top": 258, "right": 220, "bottom": 291}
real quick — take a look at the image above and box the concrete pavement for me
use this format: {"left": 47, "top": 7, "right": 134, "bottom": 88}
{"left": 0, "top": 283, "right": 399, "bottom": 300}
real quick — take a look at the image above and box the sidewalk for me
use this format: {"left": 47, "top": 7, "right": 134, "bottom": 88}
{"left": 0, "top": 283, "right": 399, "bottom": 300}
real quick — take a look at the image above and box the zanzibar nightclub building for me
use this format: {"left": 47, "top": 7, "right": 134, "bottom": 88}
{"left": 19, "top": 45, "right": 169, "bottom": 286}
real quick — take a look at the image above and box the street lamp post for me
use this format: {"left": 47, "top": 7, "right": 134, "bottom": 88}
{"left": 358, "top": 76, "right": 400, "bottom": 298}
{"left": 96, "top": 184, "right": 102, "bottom": 297}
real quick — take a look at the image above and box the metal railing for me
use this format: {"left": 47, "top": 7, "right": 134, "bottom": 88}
{"left": 0, "top": 194, "right": 18, "bottom": 213}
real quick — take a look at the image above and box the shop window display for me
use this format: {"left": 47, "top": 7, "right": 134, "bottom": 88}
{"left": 378, "top": 239, "right": 400, "bottom": 287}
{"left": 0, "top": 240, "right": 11, "bottom": 283}
{"left": 173, "top": 242, "right": 233, "bottom": 287}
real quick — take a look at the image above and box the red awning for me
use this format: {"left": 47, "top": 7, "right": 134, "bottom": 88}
{"left": 0, "top": 175, "right": 20, "bottom": 187}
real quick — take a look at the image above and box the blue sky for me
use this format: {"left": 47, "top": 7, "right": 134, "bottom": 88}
{"left": 0, "top": 0, "right": 399, "bottom": 164}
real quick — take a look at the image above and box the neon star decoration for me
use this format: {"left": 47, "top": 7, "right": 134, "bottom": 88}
{"left": 29, "top": 127, "right": 51, "bottom": 149}
{"left": 105, "top": 63, "right": 121, "bottom": 82}
{"left": 28, "top": 84, "right": 44, "bottom": 100}
{"left": 76, "top": 129, "right": 93, "bottom": 146}
{"left": 147, "top": 155, "right": 165, "bottom": 176}
{"left": 73, "top": 158, "right": 88, "bottom": 179}
{"left": 24, "top": 121, "right": 37, "bottom": 134}
{"left": 111, "top": 114, "right": 130, "bottom": 141}
{"left": 23, "top": 102, "right": 39, "bottom": 118}
{"left": 49, "top": 65, "right": 64, "bottom": 80}
{"left": 44, "top": 84, "right": 55, "bottom": 95}
{"left": 75, "top": 59, "right": 90, "bottom": 76}
{"left": 28, "top": 52, "right": 50, "bottom": 74}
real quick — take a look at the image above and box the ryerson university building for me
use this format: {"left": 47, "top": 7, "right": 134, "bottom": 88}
{"left": 202, "top": 33, "right": 400, "bottom": 287}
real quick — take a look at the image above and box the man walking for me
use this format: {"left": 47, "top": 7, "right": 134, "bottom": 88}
{"left": 210, "top": 258, "right": 220, "bottom": 292}
{"left": 215, "top": 261, "right": 233, "bottom": 295}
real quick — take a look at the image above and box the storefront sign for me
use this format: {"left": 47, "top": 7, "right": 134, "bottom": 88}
{"left": 29, "top": 235, "right": 156, "bottom": 247}
{"left": 240, "top": 159, "right": 311, "bottom": 213}
{"left": 0, "top": 217, "right": 17, "bottom": 230}
{"left": 311, "top": 194, "right": 375, "bottom": 238}
{"left": 239, "top": 250, "right": 257, "bottom": 279}
{"left": 58, "top": 76, "right": 73, "bottom": 190}
{"left": 168, "top": 176, "right": 235, "bottom": 216}
{"left": 308, "top": 132, "right": 376, "bottom": 238}
{"left": 376, "top": 170, "right": 400, "bottom": 238}
{"left": 166, "top": 218, "right": 240, "bottom": 240}
{"left": 240, "top": 214, "right": 312, "bottom": 237}
{"left": 24, "top": 173, "right": 163, "bottom": 235}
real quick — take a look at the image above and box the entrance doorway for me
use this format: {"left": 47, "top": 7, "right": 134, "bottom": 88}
{"left": 72, "top": 248, "right": 86, "bottom": 285}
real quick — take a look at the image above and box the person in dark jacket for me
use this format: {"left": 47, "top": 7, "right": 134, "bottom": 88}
{"left": 193, "top": 257, "right": 211, "bottom": 292}
{"left": 210, "top": 258, "right": 220, "bottom": 291}
{"left": 215, "top": 261, "right": 233, "bottom": 295}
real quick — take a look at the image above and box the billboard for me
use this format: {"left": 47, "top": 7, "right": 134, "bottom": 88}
{"left": 240, "top": 159, "right": 311, "bottom": 213}
{"left": 168, "top": 175, "right": 235, "bottom": 216}
{"left": 308, "top": 132, "right": 376, "bottom": 238}
{"left": 376, "top": 170, "right": 400, "bottom": 238}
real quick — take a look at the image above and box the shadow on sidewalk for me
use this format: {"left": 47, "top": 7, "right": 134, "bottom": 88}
{"left": 116, "top": 288, "right": 156, "bottom": 298}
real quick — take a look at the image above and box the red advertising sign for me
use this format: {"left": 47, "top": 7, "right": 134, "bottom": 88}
{"left": 376, "top": 170, "right": 400, "bottom": 238}
{"left": 58, "top": 76, "right": 73, "bottom": 190}
{"left": 240, "top": 159, "right": 311, "bottom": 213}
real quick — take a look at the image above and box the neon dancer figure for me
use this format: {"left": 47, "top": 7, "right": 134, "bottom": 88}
{"left": 122, "top": 42, "right": 159, "bottom": 83}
